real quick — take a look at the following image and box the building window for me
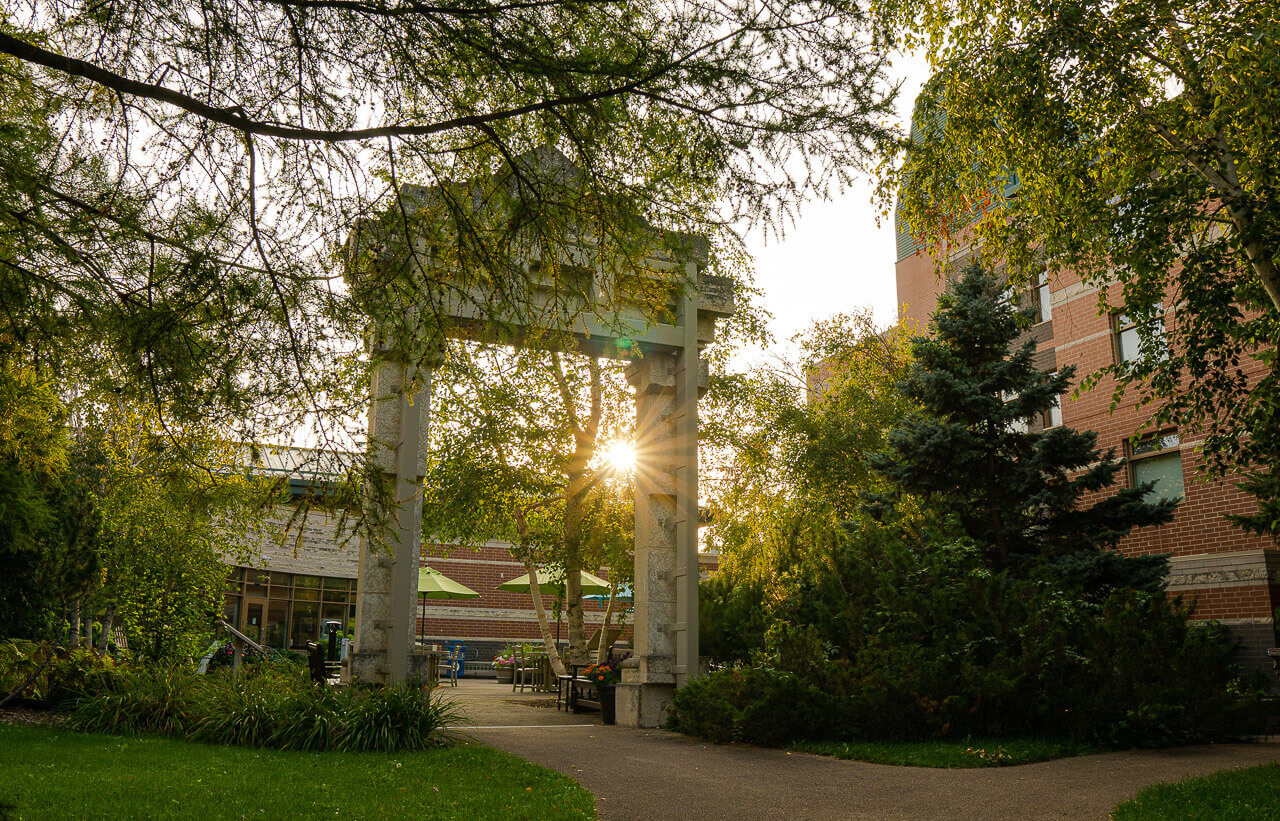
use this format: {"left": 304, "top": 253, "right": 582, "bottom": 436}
{"left": 1041, "top": 378, "right": 1063, "bottom": 428}
{"left": 1115, "top": 304, "right": 1166, "bottom": 364}
{"left": 1002, "top": 389, "right": 1029, "bottom": 433}
{"left": 1129, "top": 433, "right": 1185, "bottom": 502}
{"left": 224, "top": 567, "right": 355, "bottom": 649}
{"left": 1034, "top": 272, "right": 1052, "bottom": 323}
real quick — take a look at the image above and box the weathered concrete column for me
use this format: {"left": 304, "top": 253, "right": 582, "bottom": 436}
{"left": 617, "top": 287, "right": 704, "bottom": 727}
{"left": 349, "top": 355, "right": 433, "bottom": 685}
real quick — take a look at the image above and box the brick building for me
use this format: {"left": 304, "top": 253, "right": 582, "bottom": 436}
{"left": 895, "top": 186, "right": 1280, "bottom": 670}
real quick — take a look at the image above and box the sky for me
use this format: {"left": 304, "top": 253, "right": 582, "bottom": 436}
{"left": 734, "top": 51, "right": 933, "bottom": 368}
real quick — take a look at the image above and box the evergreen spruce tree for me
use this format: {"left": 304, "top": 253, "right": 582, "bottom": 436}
{"left": 872, "top": 264, "right": 1176, "bottom": 596}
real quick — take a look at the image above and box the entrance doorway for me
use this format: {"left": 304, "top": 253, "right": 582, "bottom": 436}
{"left": 241, "top": 598, "right": 267, "bottom": 644}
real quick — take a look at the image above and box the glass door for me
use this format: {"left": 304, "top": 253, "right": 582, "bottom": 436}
{"left": 241, "top": 598, "right": 267, "bottom": 644}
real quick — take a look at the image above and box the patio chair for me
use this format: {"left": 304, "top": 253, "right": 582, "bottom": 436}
{"left": 584, "top": 626, "right": 623, "bottom": 661}
{"left": 443, "top": 646, "right": 460, "bottom": 687}
{"left": 513, "top": 647, "right": 538, "bottom": 693}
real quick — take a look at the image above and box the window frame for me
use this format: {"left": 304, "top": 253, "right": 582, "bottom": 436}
{"left": 1127, "top": 431, "right": 1184, "bottom": 502}
{"left": 1114, "top": 302, "right": 1166, "bottom": 365}
{"left": 1041, "top": 375, "right": 1063, "bottom": 429}
{"left": 1034, "top": 271, "right": 1052, "bottom": 324}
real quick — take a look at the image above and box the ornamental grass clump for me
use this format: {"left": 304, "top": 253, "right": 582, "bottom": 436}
{"left": 192, "top": 674, "right": 291, "bottom": 747}
{"left": 71, "top": 664, "right": 200, "bottom": 736}
{"left": 70, "top": 662, "right": 466, "bottom": 752}
{"left": 338, "top": 684, "right": 466, "bottom": 752}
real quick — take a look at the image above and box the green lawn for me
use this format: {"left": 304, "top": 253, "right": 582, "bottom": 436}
{"left": 0, "top": 724, "right": 594, "bottom": 820}
{"left": 792, "top": 737, "right": 1101, "bottom": 768}
{"left": 1112, "top": 762, "right": 1280, "bottom": 820}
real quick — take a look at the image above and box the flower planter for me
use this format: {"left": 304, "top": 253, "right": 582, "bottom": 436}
{"left": 599, "top": 684, "right": 616, "bottom": 725}
{"left": 495, "top": 665, "right": 514, "bottom": 684}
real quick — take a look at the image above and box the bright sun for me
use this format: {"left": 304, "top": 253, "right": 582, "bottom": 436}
{"left": 604, "top": 441, "right": 637, "bottom": 472}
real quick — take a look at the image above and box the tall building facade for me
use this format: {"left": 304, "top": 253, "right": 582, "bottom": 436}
{"left": 895, "top": 212, "right": 1280, "bottom": 670}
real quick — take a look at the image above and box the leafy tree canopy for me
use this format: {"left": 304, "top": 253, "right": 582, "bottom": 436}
{"left": 871, "top": 265, "right": 1174, "bottom": 596}
{"left": 703, "top": 308, "right": 914, "bottom": 580}
{"left": 1, "top": 1, "right": 898, "bottom": 452}
{"left": 878, "top": 0, "right": 1280, "bottom": 476}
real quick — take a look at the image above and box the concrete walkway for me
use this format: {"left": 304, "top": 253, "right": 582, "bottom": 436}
{"left": 443, "top": 678, "right": 1280, "bottom": 820}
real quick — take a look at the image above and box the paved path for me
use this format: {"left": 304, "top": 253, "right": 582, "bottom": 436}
{"left": 444, "top": 678, "right": 1280, "bottom": 820}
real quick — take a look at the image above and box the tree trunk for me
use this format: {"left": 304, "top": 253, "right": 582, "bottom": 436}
{"left": 554, "top": 355, "right": 601, "bottom": 669}
{"left": 596, "top": 586, "right": 617, "bottom": 665}
{"left": 98, "top": 603, "right": 116, "bottom": 652}
{"left": 68, "top": 600, "right": 81, "bottom": 649}
{"left": 523, "top": 557, "right": 567, "bottom": 677}
{"left": 564, "top": 547, "right": 587, "bottom": 666}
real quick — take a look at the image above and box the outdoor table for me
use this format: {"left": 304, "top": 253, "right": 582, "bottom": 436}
{"left": 412, "top": 647, "right": 448, "bottom": 688}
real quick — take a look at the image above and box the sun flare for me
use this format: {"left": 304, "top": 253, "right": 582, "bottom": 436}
{"left": 604, "top": 440, "right": 637, "bottom": 473}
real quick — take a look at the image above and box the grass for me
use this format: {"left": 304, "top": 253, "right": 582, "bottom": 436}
{"left": 1112, "top": 762, "right": 1280, "bottom": 820}
{"left": 792, "top": 736, "right": 1101, "bottom": 767}
{"left": 0, "top": 723, "right": 594, "bottom": 820}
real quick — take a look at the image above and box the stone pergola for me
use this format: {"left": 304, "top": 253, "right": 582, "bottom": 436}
{"left": 342, "top": 150, "right": 735, "bottom": 727}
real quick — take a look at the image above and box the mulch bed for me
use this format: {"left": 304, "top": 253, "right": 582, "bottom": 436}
{"left": 0, "top": 707, "right": 68, "bottom": 728}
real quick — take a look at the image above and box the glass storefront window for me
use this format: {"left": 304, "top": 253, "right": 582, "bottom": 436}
{"left": 224, "top": 568, "right": 356, "bottom": 650}
{"left": 290, "top": 601, "right": 320, "bottom": 648}
{"left": 321, "top": 603, "right": 348, "bottom": 636}
{"left": 294, "top": 575, "right": 320, "bottom": 601}
{"left": 245, "top": 571, "right": 269, "bottom": 596}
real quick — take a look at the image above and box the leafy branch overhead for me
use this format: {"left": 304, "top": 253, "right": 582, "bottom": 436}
{"left": 0, "top": 1, "right": 898, "bottom": 454}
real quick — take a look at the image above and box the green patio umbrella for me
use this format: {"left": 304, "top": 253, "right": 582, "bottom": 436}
{"left": 418, "top": 566, "right": 480, "bottom": 600}
{"left": 417, "top": 566, "right": 480, "bottom": 644}
{"left": 497, "top": 568, "right": 612, "bottom": 596}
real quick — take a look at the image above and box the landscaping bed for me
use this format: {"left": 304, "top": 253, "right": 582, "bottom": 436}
{"left": 792, "top": 737, "right": 1102, "bottom": 768}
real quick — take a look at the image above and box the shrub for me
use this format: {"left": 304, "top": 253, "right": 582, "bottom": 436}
{"left": 668, "top": 666, "right": 834, "bottom": 746}
{"left": 680, "top": 517, "right": 1267, "bottom": 749}
{"left": 0, "top": 640, "right": 116, "bottom": 705}
{"left": 699, "top": 576, "right": 770, "bottom": 666}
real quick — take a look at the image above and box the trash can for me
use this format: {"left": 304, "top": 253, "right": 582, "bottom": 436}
{"left": 453, "top": 644, "right": 467, "bottom": 678}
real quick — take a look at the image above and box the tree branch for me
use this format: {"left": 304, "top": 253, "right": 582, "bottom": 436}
{"left": 0, "top": 31, "right": 668, "bottom": 144}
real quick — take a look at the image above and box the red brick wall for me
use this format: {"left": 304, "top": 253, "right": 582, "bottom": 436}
{"left": 1048, "top": 276, "right": 1273, "bottom": 561}
{"left": 1176, "top": 584, "right": 1278, "bottom": 621}
{"left": 896, "top": 251, "right": 946, "bottom": 331}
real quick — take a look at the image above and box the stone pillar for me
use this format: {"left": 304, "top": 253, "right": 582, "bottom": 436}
{"left": 349, "top": 356, "right": 432, "bottom": 685}
{"left": 617, "top": 286, "right": 703, "bottom": 727}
